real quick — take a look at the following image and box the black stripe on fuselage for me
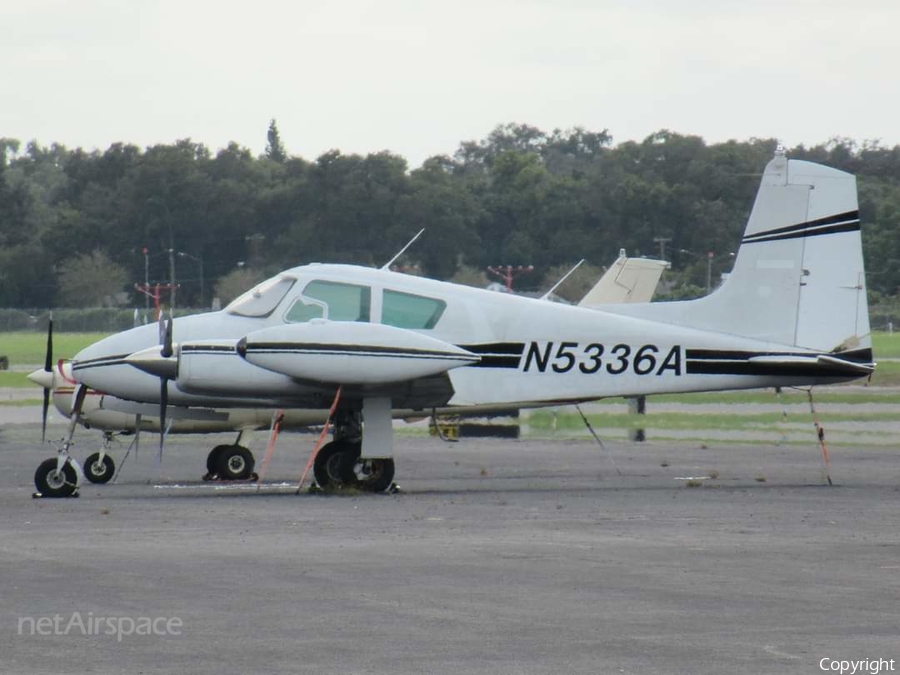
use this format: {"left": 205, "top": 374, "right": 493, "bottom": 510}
{"left": 182, "top": 344, "right": 236, "bottom": 354}
{"left": 742, "top": 210, "right": 860, "bottom": 245}
{"left": 458, "top": 342, "right": 525, "bottom": 369}
{"left": 71, "top": 354, "right": 131, "bottom": 371}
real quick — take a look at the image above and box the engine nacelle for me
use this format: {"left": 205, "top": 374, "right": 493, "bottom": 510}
{"left": 237, "top": 320, "right": 480, "bottom": 384}
{"left": 175, "top": 339, "right": 313, "bottom": 398}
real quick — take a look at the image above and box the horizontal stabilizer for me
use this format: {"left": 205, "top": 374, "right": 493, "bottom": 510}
{"left": 816, "top": 354, "right": 875, "bottom": 376}
{"left": 746, "top": 354, "right": 875, "bottom": 377}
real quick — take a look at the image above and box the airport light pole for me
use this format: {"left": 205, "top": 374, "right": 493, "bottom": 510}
{"left": 487, "top": 265, "right": 534, "bottom": 292}
{"left": 653, "top": 236, "right": 672, "bottom": 261}
{"left": 168, "top": 248, "right": 176, "bottom": 311}
{"left": 679, "top": 249, "right": 731, "bottom": 294}
{"left": 176, "top": 251, "right": 205, "bottom": 309}
{"left": 143, "top": 247, "right": 149, "bottom": 316}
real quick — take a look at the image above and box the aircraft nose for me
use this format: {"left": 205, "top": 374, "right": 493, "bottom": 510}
{"left": 28, "top": 368, "right": 54, "bottom": 390}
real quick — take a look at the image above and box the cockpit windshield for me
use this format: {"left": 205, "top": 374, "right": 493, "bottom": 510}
{"left": 225, "top": 276, "right": 296, "bottom": 317}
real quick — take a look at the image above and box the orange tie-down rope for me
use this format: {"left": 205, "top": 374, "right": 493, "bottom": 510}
{"left": 807, "top": 389, "right": 833, "bottom": 486}
{"left": 296, "top": 386, "right": 343, "bottom": 494}
{"left": 255, "top": 409, "right": 285, "bottom": 491}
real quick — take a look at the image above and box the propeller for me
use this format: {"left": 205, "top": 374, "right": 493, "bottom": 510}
{"left": 41, "top": 314, "right": 53, "bottom": 441}
{"left": 158, "top": 313, "right": 174, "bottom": 460}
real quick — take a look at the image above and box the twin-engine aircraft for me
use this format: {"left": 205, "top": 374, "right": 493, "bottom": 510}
{"left": 29, "top": 251, "right": 667, "bottom": 487}
{"left": 34, "top": 149, "right": 875, "bottom": 497}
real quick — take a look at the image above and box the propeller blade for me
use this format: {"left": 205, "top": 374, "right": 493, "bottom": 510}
{"left": 41, "top": 315, "right": 53, "bottom": 442}
{"left": 159, "top": 379, "right": 168, "bottom": 460}
{"left": 134, "top": 414, "right": 141, "bottom": 459}
{"left": 162, "top": 313, "right": 174, "bottom": 358}
{"left": 44, "top": 314, "right": 53, "bottom": 372}
{"left": 41, "top": 388, "right": 50, "bottom": 442}
{"left": 152, "top": 312, "right": 175, "bottom": 461}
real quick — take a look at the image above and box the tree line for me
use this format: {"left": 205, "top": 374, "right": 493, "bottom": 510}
{"left": 2, "top": 121, "right": 899, "bottom": 309}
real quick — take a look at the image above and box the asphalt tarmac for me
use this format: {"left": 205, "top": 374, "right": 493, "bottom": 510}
{"left": 1, "top": 424, "right": 898, "bottom": 675}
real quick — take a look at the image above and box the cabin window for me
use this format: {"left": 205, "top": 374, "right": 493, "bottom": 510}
{"left": 285, "top": 280, "right": 371, "bottom": 323}
{"left": 226, "top": 277, "right": 296, "bottom": 318}
{"left": 382, "top": 290, "right": 446, "bottom": 329}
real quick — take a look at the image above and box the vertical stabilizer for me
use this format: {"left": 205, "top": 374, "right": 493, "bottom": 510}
{"left": 579, "top": 251, "right": 669, "bottom": 306}
{"left": 603, "top": 150, "right": 870, "bottom": 354}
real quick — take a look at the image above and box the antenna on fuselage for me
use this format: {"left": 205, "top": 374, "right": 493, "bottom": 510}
{"left": 540, "top": 259, "right": 585, "bottom": 301}
{"left": 381, "top": 228, "right": 425, "bottom": 270}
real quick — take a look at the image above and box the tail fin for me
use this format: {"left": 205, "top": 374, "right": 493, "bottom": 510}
{"left": 606, "top": 149, "right": 871, "bottom": 354}
{"left": 578, "top": 250, "right": 669, "bottom": 306}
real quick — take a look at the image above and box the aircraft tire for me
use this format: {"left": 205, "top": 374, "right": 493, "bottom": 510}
{"left": 216, "top": 445, "right": 255, "bottom": 481}
{"left": 355, "top": 458, "right": 395, "bottom": 493}
{"left": 206, "top": 445, "right": 231, "bottom": 476}
{"left": 313, "top": 441, "right": 357, "bottom": 489}
{"left": 34, "top": 458, "right": 78, "bottom": 498}
{"left": 84, "top": 452, "right": 115, "bottom": 484}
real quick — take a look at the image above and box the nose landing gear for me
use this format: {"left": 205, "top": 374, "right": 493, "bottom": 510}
{"left": 33, "top": 385, "right": 87, "bottom": 498}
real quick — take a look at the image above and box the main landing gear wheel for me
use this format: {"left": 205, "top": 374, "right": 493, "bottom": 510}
{"left": 34, "top": 458, "right": 78, "bottom": 498}
{"left": 216, "top": 445, "right": 255, "bottom": 481}
{"left": 204, "top": 445, "right": 230, "bottom": 479}
{"left": 313, "top": 441, "right": 358, "bottom": 489}
{"left": 84, "top": 452, "right": 115, "bottom": 484}
{"left": 353, "top": 457, "right": 395, "bottom": 493}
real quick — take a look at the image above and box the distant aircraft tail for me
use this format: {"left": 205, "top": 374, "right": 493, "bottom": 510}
{"left": 606, "top": 149, "right": 871, "bottom": 358}
{"left": 578, "top": 250, "right": 669, "bottom": 306}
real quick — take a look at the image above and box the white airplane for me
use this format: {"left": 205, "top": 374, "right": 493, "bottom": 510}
{"left": 34, "top": 149, "right": 875, "bottom": 497}
{"left": 29, "top": 253, "right": 668, "bottom": 485}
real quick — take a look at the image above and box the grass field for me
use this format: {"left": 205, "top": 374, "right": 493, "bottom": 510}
{"left": 528, "top": 408, "right": 897, "bottom": 431}
{"left": 0, "top": 372, "right": 33, "bottom": 388}
{"left": 0, "top": 332, "right": 110, "bottom": 368}
{"left": 872, "top": 331, "right": 900, "bottom": 358}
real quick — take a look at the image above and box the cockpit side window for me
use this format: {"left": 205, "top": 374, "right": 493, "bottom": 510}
{"left": 285, "top": 280, "right": 371, "bottom": 323}
{"left": 225, "top": 277, "right": 296, "bottom": 318}
{"left": 382, "top": 289, "right": 446, "bottom": 329}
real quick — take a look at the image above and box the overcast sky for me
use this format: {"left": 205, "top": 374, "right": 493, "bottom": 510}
{"left": 3, "top": 0, "right": 898, "bottom": 168}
